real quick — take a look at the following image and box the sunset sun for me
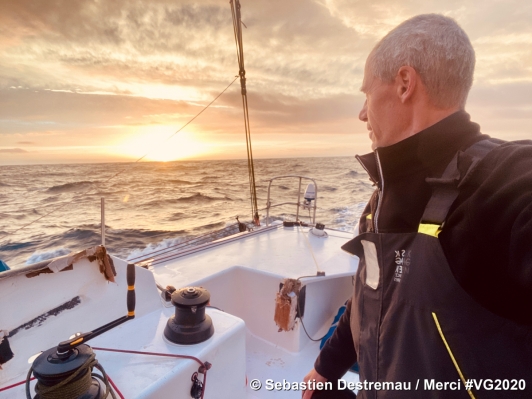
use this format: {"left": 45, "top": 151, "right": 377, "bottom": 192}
{"left": 117, "top": 126, "right": 208, "bottom": 162}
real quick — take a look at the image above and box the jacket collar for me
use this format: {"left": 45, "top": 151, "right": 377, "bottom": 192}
{"left": 356, "top": 111, "right": 486, "bottom": 184}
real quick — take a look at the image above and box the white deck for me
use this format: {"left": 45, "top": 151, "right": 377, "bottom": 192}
{"left": 150, "top": 222, "right": 358, "bottom": 285}
{"left": 0, "top": 222, "right": 360, "bottom": 398}
{"left": 150, "top": 222, "right": 360, "bottom": 398}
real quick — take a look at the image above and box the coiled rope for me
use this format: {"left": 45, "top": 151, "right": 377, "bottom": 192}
{"left": 25, "top": 352, "right": 116, "bottom": 399}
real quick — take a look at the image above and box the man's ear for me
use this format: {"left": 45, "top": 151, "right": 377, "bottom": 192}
{"left": 396, "top": 66, "right": 417, "bottom": 103}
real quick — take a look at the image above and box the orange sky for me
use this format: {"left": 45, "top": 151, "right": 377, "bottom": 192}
{"left": 1, "top": 0, "right": 531, "bottom": 164}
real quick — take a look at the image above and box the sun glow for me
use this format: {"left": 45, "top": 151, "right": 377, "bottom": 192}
{"left": 116, "top": 126, "right": 208, "bottom": 162}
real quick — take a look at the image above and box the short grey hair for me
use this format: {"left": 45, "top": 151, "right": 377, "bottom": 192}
{"left": 367, "top": 14, "right": 475, "bottom": 109}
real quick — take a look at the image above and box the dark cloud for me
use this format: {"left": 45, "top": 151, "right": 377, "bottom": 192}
{"left": 17, "top": 141, "right": 36, "bottom": 145}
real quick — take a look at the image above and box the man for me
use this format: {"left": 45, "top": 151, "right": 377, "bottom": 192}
{"left": 303, "top": 14, "right": 532, "bottom": 399}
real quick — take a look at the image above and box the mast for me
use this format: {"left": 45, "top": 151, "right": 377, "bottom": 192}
{"left": 230, "top": 0, "right": 260, "bottom": 226}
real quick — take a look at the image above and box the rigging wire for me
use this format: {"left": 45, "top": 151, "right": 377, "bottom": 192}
{"left": 138, "top": 223, "right": 283, "bottom": 267}
{"left": 0, "top": 77, "right": 238, "bottom": 243}
{"left": 230, "top": 0, "right": 260, "bottom": 226}
{"left": 128, "top": 223, "right": 238, "bottom": 263}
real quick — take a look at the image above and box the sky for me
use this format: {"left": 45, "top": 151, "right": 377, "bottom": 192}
{"left": 1, "top": 0, "right": 531, "bottom": 164}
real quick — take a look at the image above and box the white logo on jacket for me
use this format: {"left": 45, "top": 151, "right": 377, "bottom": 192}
{"left": 394, "top": 249, "right": 411, "bottom": 282}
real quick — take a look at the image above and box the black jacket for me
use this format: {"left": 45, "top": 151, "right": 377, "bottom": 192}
{"left": 315, "top": 111, "right": 532, "bottom": 381}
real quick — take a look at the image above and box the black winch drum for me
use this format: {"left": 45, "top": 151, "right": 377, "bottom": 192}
{"left": 31, "top": 344, "right": 104, "bottom": 399}
{"left": 164, "top": 286, "right": 214, "bottom": 345}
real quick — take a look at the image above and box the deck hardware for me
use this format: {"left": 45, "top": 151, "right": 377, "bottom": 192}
{"left": 0, "top": 331, "right": 14, "bottom": 367}
{"left": 302, "top": 183, "right": 316, "bottom": 209}
{"left": 190, "top": 372, "right": 203, "bottom": 398}
{"left": 264, "top": 175, "right": 319, "bottom": 226}
{"left": 310, "top": 223, "right": 328, "bottom": 237}
{"left": 164, "top": 286, "right": 214, "bottom": 345}
{"left": 161, "top": 285, "right": 177, "bottom": 302}
{"left": 27, "top": 344, "right": 114, "bottom": 399}
{"left": 236, "top": 216, "right": 248, "bottom": 232}
{"left": 274, "top": 279, "right": 302, "bottom": 331}
{"left": 23, "top": 264, "right": 138, "bottom": 397}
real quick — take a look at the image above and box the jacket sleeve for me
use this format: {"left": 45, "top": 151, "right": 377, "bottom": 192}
{"left": 314, "top": 298, "right": 357, "bottom": 381}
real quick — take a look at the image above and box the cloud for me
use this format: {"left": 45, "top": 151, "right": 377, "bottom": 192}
{"left": 0, "top": 0, "right": 531, "bottom": 163}
{"left": 0, "top": 148, "right": 27, "bottom": 153}
{"left": 0, "top": 0, "right": 363, "bottom": 99}
{"left": 0, "top": 88, "right": 196, "bottom": 126}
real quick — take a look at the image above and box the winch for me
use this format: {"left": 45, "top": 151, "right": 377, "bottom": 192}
{"left": 164, "top": 286, "right": 214, "bottom": 345}
{"left": 25, "top": 262, "right": 137, "bottom": 398}
{"left": 29, "top": 344, "right": 111, "bottom": 399}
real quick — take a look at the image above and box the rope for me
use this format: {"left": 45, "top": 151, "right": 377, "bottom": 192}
{"left": 92, "top": 347, "right": 210, "bottom": 399}
{"left": 106, "top": 375, "right": 125, "bottom": 399}
{"left": 296, "top": 275, "right": 328, "bottom": 342}
{"left": 25, "top": 352, "right": 116, "bottom": 399}
{"left": 297, "top": 225, "right": 322, "bottom": 273}
{"left": 1, "top": 76, "right": 238, "bottom": 243}
{"left": 0, "top": 377, "right": 35, "bottom": 393}
{"left": 230, "top": 0, "right": 259, "bottom": 226}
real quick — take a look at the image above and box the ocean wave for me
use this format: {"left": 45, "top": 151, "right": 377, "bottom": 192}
{"left": 330, "top": 207, "right": 347, "bottom": 213}
{"left": 47, "top": 181, "right": 94, "bottom": 193}
{"left": 167, "top": 179, "right": 194, "bottom": 185}
{"left": 54, "top": 227, "right": 102, "bottom": 247}
{"left": 25, "top": 247, "right": 72, "bottom": 265}
{"left": 192, "top": 221, "right": 228, "bottom": 232}
{"left": 200, "top": 176, "right": 221, "bottom": 182}
{"left": 0, "top": 212, "right": 27, "bottom": 220}
{"left": 41, "top": 195, "right": 61, "bottom": 203}
{"left": 126, "top": 236, "right": 186, "bottom": 261}
{"left": 0, "top": 241, "right": 38, "bottom": 257}
{"left": 2, "top": 156, "right": 370, "bottom": 268}
{"left": 142, "top": 193, "right": 230, "bottom": 208}
{"left": 125, "top": 223, "right": 239, "bottom": 262}
{"left": 168, "top": 212, "right": 186, "bottom": 221}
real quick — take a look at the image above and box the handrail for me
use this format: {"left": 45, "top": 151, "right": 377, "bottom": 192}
{"left": 265, "top": 175, "right": 318, "bottom": 226}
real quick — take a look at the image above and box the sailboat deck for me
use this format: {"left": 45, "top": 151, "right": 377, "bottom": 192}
{"left": 0, "top": 222, "right": 360, "bottom": 398}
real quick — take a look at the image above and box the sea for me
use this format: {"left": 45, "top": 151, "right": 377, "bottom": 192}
{"left": 0, "top": 157, "right": 375, "bottom": 269}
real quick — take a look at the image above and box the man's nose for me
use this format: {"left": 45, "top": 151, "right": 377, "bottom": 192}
{"left": 359, "top": 100, "right": 368, "bottom": 122}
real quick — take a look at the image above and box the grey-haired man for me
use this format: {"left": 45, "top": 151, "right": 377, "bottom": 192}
{"left": 303, "top": 13, "right": 532, "bottom": 399}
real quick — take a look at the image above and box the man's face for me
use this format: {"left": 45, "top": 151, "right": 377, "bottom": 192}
{"left": 359, "top": 67, "right": 399, "bottom": 150}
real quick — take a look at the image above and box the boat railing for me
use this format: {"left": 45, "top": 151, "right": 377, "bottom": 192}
{"left": 262, "top": 175, "right": 318, "bottom": 227}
